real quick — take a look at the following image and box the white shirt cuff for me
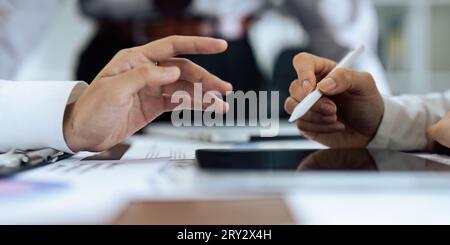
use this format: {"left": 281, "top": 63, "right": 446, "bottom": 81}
{"left": 368, "top": 96, "right": 402, "bottom": 149}
{"left": 0, "top": 81, "right": 88, "bottom": 153}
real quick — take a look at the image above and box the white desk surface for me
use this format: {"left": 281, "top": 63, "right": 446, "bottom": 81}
{"left": 3, "top": 131, "right": 450, "bottom": 225}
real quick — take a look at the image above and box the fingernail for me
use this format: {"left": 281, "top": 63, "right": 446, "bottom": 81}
{"left": 319, "top": 78, "right": 337, "bottom": 92}
{"left": 224, "top": 102, "right": 230, "bottom": 113}
{"left": 337, "top": 123, "right": 346, "bottom": 130}
{"left": 218, "top": 39, "right": 228, "bottom": 48}
{"left": 303, "top": 80, "right": 313, "bottom": 93}
{"left": 163, "top": 67, "right": 180, "bottom": 79}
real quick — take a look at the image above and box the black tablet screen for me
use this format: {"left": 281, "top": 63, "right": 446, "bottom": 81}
{"left": 196, "top": 149, "right": 450, "bottom": 172}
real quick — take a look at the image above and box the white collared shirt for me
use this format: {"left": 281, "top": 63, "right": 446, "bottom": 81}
{"left": 0, "top": 80, "right": 88, "bottom": 153}
{"left": 369, "top": 92, "right": 450, "bottom": 151}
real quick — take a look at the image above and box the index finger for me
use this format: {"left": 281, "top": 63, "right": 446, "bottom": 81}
{"left": 160, "top": 58, "right": 232, "bottom": 94}
{"left": 140, "top": 35, "right": 228, "bottom": 61}
{"left": 293, "top": 53, "right": 336, "bottom": 93}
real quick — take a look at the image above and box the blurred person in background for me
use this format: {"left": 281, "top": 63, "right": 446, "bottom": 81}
{"left": 0, "top": 0, "right": 59, "bottom": 79}
{"left": 77, "top": 0, "right": 391, "bottom": 118}
{"left": 0, "top": 0, "right": 391, "bottom": 116}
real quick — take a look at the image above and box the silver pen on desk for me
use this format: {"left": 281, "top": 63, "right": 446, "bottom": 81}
{"left": 0, "top": 149, "right": 24, "bottom": 168}
{"left": 0, "top": 148, "right": 65, "bottom": 169}
{"left": 21, "top": 148, "right": 64, "bottom": 165}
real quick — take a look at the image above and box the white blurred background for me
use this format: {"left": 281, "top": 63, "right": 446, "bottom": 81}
{"left": 14, "top": 1, "right": 95, "bottom": 82}
{"left": 13, "top": 0, "right": 450, "bottom": 95}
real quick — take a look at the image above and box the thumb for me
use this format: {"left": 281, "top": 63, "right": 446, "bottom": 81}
{"left": 317, "top": 68, "right": 377, "bottom": 96}
{"left": 112, "top": 63, "right": 180, "bottom": 95}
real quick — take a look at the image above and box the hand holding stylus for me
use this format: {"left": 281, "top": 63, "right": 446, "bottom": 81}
{"left": 284, "top": 50, "right": 385, "bottom": 148}
{"left": 288, "top": 45, "right": 365, "bottom": 123}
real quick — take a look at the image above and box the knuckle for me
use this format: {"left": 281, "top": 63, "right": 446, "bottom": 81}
{"left": 362, "top": 71, "right": 374, "bottom": 81}
{"left": 284, "top": 97, "right": 297, "bottom": 113}
{"left": 165, "top": 35, "right": 183, "bottom": 44}
{"left": 289, "top": 82, "right": 295, "bottom": 95}
{"left": 166, "top": 35, "right": 179, "bottom": 41}
{"left": 90, "top": 80, "right": 106, "bottom": 90}
{"left": 289, "top": 80, "right": 299, "bottom": 96}
{"left": 177, "top": 58, "right": 191, "bottom": 67}
{"left": 119, "top": 48, "right": 134, "bottom": 55}
{"left": 297, "top": 121, "right": 308, "bottom": 131}
{"left": 301, "top": 113, "right": 311, "bottom": 121}
{"left": 362, "top": 71, "right": 376, "bottom": 88}
{"left": 139, "top": 64, "right": 154, "bottom": 75}
{"left": 331, "top": 68, "right": 353, "bottom": 85}
{"left": 340, "top": 68, "right": 354, "bottom": 81}
{"left": 284, "top": 99, "right": 291, "bottom": 112}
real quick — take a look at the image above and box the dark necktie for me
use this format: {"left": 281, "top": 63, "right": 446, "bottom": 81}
{"left": 153, "top": 0, "right": 193, "bottom": 17}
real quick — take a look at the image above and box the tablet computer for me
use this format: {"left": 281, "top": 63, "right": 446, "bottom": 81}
{"left": 195, "top": 149, "right": 450, "bottom": 172}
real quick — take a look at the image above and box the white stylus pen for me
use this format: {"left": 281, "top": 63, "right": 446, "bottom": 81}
{"left": 288, "top": 45, "right": 365, "bottom": 123}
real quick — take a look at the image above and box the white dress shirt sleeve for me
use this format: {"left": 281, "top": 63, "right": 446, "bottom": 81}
{"left": 0, "top": 80, "right": 88, "bottom": 153}
{"left": 368, "top": 91, "right": 450, "bottom": 150}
